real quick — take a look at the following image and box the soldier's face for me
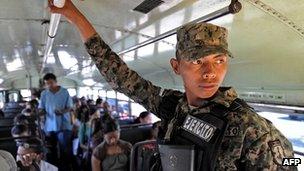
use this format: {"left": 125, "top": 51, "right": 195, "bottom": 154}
{"left": 170, "top": 53, "right": 228, "bottom": 100}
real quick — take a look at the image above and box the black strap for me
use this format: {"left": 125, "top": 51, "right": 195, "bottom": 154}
{"left": 210, "top": 98, "right": 251, "bottom": 118}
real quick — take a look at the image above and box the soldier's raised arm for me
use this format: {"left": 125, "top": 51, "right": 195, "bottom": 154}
{"left": 48, "top": 0, "right": 164, "bottom": 115}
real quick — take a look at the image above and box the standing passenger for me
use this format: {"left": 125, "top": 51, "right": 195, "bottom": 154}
{"left": 38, "top": 73, "right": 73, "bottom": 171}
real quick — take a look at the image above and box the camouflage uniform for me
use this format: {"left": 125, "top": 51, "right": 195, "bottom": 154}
{"left": 84, "top": 22, "right": 297, "bottom": 171}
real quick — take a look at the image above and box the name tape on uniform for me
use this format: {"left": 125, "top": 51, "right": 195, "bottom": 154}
{"left": 182, "top": 115, "right": 216, "bottom": 142}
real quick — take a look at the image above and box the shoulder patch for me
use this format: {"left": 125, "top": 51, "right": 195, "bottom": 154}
{"left": 268, "top": 139, "right": 286, "bottom": 165}
{"left": 225, "top": 125, "right": 240, "bottom": 137}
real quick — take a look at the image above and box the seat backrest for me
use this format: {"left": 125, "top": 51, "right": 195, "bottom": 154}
{"left": 118, "top": 119, "right": 134, "bottom": 125}
{"left": 130, "top": 140, "right": 157, "bottom": 171}
{"left": 0, "top": 118, "right": 14, "bottom": 127}
{"left": 120, "top": 125, "right": 152, "bottom": 144}
{"left": 0, "top": 127, "right": 13, "bottom": 138}
{"left": 0, "top": 138, "right": 17, "bottom": 158}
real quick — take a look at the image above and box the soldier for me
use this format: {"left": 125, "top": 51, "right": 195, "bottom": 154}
{"left": 48, "top": 0, "right": 297, "bottom": 170}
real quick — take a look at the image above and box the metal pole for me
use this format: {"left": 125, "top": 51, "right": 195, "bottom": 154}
{"left": 118, "top": 0, "right": 242, "bottom": 55}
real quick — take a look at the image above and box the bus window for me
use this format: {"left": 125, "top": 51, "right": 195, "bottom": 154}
{"left": 98, "top": 90, "right": 107, "bottom": 98}
{"left": 67, "top": 88, "right": 77, "bottom": 97}
{"left": 8, "top": 92, "right": 18, "bottom": 102}
{"left": 131, "top": 102, "right": 160, "bottom": 123}
{"left": 0, "top": 92, "right": 4, "bottom": 109}
{"left": 117, "top": 100, "right": 130, "bottom": 119}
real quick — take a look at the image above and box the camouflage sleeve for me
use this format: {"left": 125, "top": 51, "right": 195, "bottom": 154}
{"left": 84, "top": 34, "right": 162, "bottom": 115}
{"left": 242, "top": 119, "right": 297, "bottom": 171}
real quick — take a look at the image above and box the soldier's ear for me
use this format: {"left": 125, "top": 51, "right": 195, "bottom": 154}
{"left": 170, "top": 58, "right": 180, "bottom": 75}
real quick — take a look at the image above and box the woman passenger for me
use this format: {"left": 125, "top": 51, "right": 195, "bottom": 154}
{"left": 134, "top": 111, "right": 153, "bottom": 124}
{"left": 92, "top": 119, "right": 132, "bottom": 171}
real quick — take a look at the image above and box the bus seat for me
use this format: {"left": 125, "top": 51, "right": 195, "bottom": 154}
{"left": 0, "top": 138, "right": 17, "bottom": 157}
{"left": 130, "top": 140, "right": 158, "bottom": 171}
{"left": 118, "top": 119, "right": 134, "bottom": 125}
{"left": 120, "top": 124, "right": 152, "bottom": 144}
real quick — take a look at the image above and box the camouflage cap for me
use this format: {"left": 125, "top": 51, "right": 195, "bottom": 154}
{"left": 176, "top": 22, "right": 232, "bottom": 61}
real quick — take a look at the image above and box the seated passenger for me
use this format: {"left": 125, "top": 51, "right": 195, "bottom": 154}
{"left": 90, "top": 118, "right": 103, "bottom": 150}
{"left": 101, "top": 101, "right": 111, "bottom": 117}
{"left": 150, "top": 121, "right": 161, "bottom": 140}
{"left": 29, "top": 99, "right": 39, "bottom": 109}
{"left": 22, "top": 108, "right": 33, "bottom": 117}
{"left": 92, "top": 119, "right": 132, "bottom": 171}
{"left": 87, "top": 99, "right": 95, "bottom": 109}
{"left": 22, "top": 100, "right": 38, "bottom": 116}
{"left": 14, "top": 114, "right": 37, "bottom": 136}
{"left": 140, "top": 121, "right": 162, "bottom": 150}
{"left": 134, "top": 111, "right": 152, "bottom": 124}
{"left": 78, "top": 106, "right": 98, "bottom": 152}
{"left": 14, "top": 114, "right": 29, "bottom": 125}
{"left": 95, "top": 98, "right": 103, "bottom": 111}
{"left": 16, "top": 138, "right": 57, "bottom": 171}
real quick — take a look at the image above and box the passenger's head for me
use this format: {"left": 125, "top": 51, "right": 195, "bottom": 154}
{"left": 79, "top": 105, "right": 90, "bottom": 122}
{"left": 92, "top": 118, "right": 102, "bottom": 135}
{"left": 29, "top": 99, "right": 38, "bottom": 109}
{"left": 151, "top": 121, "right": 161, "bottom": 139}
{"left": 43, "top": 73, "right": 58, "bottom": 91}
{"left": 96, "top": 98, "right": 103, "bottom": 107}
{"left": 87, "top": 99, "right": 94, "bottom": 106}
{"left": 103, "top": 101, "right": 109, "bottom": 109}
{"left": 73, "top": 98, "right": 81, "bottom": 107}
{"left": 17, "top": 138, "right": 44, "bottom": 166}
{"left": 138, "top": 111, "right": 152, "bottom": 124}
{"left": 14, "top": 114, "right": 29, "bottom": 125}
{"left": 89, "top": 107, "right": 99, "bottom": 120}
{"left": 103, "top": 119, "right": 120, "bottom": 146}
{"left": 170, "top": 23, "right": 230, "bottom": 101}
{"left": 25, "top": 101, "right": 32, "bottom": 109}
{"left": 11, "top": 124, "right": 29, "bottom": 137}
{"left": 22, "top": 108, "right": 32, "bottom": 116}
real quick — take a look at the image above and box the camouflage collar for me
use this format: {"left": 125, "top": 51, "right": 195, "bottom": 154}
{"left": 179, "top": 87, "right": 238, "bottom": 113}
{"left": 211, "top": 87, "right": 238, "bottom": 108}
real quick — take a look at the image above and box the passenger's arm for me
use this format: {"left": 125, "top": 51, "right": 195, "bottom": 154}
{"left": 55, "top": 92, "right": 73, "bottom": 115}
{"left": 48, "top": 0, "right": 163, "bottom": 115}
{"left": 91, "top": 156, "right": 101, "bottom": 171}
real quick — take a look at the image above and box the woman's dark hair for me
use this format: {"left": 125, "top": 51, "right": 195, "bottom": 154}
{"left": 17, "top": 138, "right": 44, "bottom": 154}
{"left": 72, "top": 96, "right": 78, "bottom": 103}
{"left": 134, "top": 111, "right": 150, "bottom": 123}
{"left": 43, "top": 73, "right": 56, "bottom": 81}
{"left": 139, "top": 111, "right": 150, "bottom": 119}
{"left": 14, "top": 114, "right": 29, "bottom": 125}
{"left": 92, "top": 118, "right": 102, "bottom": 135}
{"left": 87, "top": 99, "right": 94, "bottom": 105}
{"left": 103, "top": 118, "right": 120, "bottom": 134}
{"left": 29, "top": 99, "right": 39, "bottom": 109}
{"left": 78, "top": 105, "right": 96, "bottom": 123}
{"left": 96, "top": 98, "right": 103, "bottom": 105}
